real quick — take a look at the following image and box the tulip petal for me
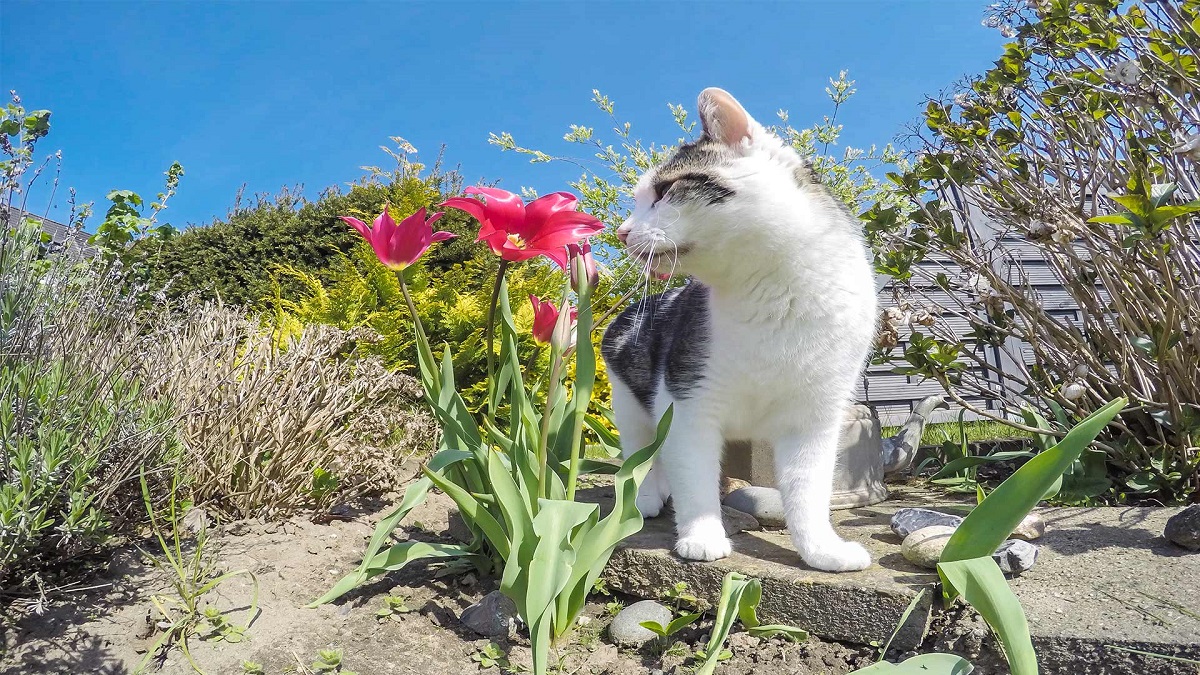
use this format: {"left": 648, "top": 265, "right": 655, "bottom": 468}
{"left": 429, "top": 231, "right": 457, "bottom": 242}
{"left": 529, "top": 214, "right": 606, "bottom": 250}
{"left": 523, "top": 192, "right": 580, "bottom": 233}
{"left": 463, "top": 186, "right": 526, "bottom": 234}
{"left": 341, "top": 216, "right": 370, "bottom": 239}
{"left": 374, "top": 207, "right": 398, "bottom": 233}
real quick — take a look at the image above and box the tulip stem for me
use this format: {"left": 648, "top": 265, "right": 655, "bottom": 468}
{"left": 397, "top": 272, "right": 440, "bottom": 396}
{"left": 565, "top": 257, "right": 594, "bottom": 501}
{"left": 537, "top": 345, "right": 564, "bottom": 501}
{"left": 484, "top": 259, "right": 509, "bottom": 422}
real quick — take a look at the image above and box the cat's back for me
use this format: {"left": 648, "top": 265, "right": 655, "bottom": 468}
{"left": 600, "top": 281, "right": 710, "bottom": 410}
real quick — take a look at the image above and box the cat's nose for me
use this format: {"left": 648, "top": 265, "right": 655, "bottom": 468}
{"left": 616, "top": 221, "right": 632, "bottom": 245}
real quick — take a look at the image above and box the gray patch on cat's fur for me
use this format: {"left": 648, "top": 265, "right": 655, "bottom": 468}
{"left": 601, "top": 281, "right": 710, "bottom": 412}
{"left": 651, "top": 138, "right": 736, "bottom": 205}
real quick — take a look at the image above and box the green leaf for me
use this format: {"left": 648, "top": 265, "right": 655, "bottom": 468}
{"left": 938, "top": 558, "right": 1033, "bottom": 675}
{"left": 941, "top": 398, "right": 1126, "bottom": 566}
{"left": 424, "top": 462, "right": 511, "bottom": 561}
{"left": 1018, "top": 407, "right": 1056, "bottom": 451}
{"left": 640, "top": 612, "right": 701, "bottom": 637}
{"left": 698, "top": 572, "right": 765, "bottom": 675}
{"left": 500, "top": 498, "right": 597, "bottom": 675}
{"left": 1109, "top": 194, "right": 1150, "bottom": 218}
{"left": 364, "top": 541, "right": 468, "bottom": 573}
{"left": 928, "top": 451, "right": 1034, "bottom": 481}
{"left": 551, "top": 406, "right": 671, "bottom": 639}
{"left": 307, "top": 448, "right": 471, "bottom": 607}
{"left": 876, "top": 589, "right": 927, "bottom": 661}
{"left": 850, "top": 653, "right": 974, "bottom": 674}
{"left": 1086, "top": 214, "right": 1132, "bottom": 225}
{"left": 1057, "top": 448, "right": 1111, "bottom": 501}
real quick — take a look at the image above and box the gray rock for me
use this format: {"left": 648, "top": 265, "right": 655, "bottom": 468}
{"left": 722, "top": 505, "right": 761, "bottom": 535}
{"left": 459, "top": 590, "right": 517, "bottom": 638}
{"left": 993, "top": 539, "right": 1039, "bottom": 574}
{"left": 890, "top": 508, "right": 963, "bottom": 539}
{"left": 608, "top": 600, "right": 672, "bottom": 647}
{"left": 900, "top": 525, "right": 957, "bottom": 570}
{"left": 1010, "top": 512, "right": 1046, "bottom": 541}
{"left": 1165, "top": 504, "right": 1200, "bottom": 551}
{"left": 723, "top": 486, "right": 786, "bottom": 528}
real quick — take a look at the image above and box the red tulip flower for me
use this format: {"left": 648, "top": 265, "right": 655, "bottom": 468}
{"left": 341, "top": 206, "right": 456, "bottom": 271}
{"left": 530, "top": 295, "right": 577, "bottom": 347}
{"left": 442, "top": 187, "right": 604, "bottom": 269}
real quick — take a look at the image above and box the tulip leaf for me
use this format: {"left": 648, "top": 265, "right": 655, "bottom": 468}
{"left": 500, "top": 498, "right": 596, "bottom": 675}
{"left": 364, "top": 541, "right": 470, "bottom": 574}
{"left": 928, "top": 450, "right": 1034, "bottom": 480}
{"left": 307, "top": 448, "right": 471, "bottom": 607}
{"left": 941, "top": 397, "right": 1125, "bottom": 566}
{"left": 424, "top": 461, "right": 511, "bottom": 561}
{"left": 937, "top": 558, "right": 1033, "bottom": 675}
{"left": 551, "top": 405, "right": 670, "bottom": 638}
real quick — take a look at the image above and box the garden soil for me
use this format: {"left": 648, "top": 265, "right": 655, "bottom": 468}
{"left": 1, "top": 488, "right": 880, "bottom": 675}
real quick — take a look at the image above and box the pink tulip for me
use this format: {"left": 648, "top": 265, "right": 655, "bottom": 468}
{"left": 530, "top": 295, "right": 577, "bottom": 346}
{"left": 442, "top": 187, "right": 604, "bottom": 269}
{"left": 568, "top": 241, "right": 599, "bottom": 292}
{"left": 341, "top": 206, "right": 456, "bottom": 271}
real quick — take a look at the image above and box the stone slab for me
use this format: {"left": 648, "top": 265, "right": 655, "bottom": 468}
{"left": 591, "top": 485, "right": 1200, "bottom": 674}
{"left": 592, "top": 488, "right": 939, "bottom": 652}
{"left": 1012, "top": 506, "right": 1200, "bottom": 675}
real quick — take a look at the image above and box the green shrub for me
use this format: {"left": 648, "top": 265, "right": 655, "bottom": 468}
{"left": 0, "top": 222, "right": 175, "bottom": 587}
{"left": 863, "top": 0, "right": 1200, "bottom": 501}
{"left": 134, "top": 144, "right": 479, "bottom": 307}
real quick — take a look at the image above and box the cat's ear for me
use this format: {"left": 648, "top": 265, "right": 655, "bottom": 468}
{"left": 698, "top": 88, "right": 751, "bottom": 148}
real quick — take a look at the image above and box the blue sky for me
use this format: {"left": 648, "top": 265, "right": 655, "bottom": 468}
{"left": 2, "top": 1, "right": 1006, "bottom": 230}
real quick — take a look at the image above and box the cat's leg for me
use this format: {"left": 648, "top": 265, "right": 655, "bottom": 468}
{"left": 659, "top": 409, "right": 729, "bottom": 561}
{"left": 772, "top": 423, "right": 871, "bottom": 572}
{"left": 610, "top": 378, "right": 668, "bottom": 517}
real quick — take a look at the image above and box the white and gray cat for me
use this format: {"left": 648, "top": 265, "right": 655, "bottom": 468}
{"left": 601, "top": 88, "right": 877, "bottom": 572}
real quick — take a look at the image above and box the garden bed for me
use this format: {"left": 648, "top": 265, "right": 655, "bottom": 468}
{"left": 5, "top": 480, "right": 1196, "bottom": 675}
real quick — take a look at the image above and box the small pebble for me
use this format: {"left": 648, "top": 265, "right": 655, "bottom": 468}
{"left": 1165, "top": 505, "right": 1200, "bottom": 551}
{"left": 608, "top": 600, "right": 672, "bottom": 647}
{"left": 890, "top": 508, "right": 963, "bottom": 539}
{"left": 720, "top": 477, "right": 752, "bottom": 497}
{"left": 901, "top": 525, "right": 957, "bottom": 569}
{"left": 723, "top": 486, "right": 786, "bottom": 528}
{"left": 993, "top": 539, "right": 1039, "bottom": 574}
{"left": 722, "top": 505, "right": 761, "bottom": 535}
{"left": 1010, "top": 512, "right": 1046, "bottom": 541}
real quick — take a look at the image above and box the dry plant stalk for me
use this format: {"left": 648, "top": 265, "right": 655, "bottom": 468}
{"left": 142, "top": 303, "right": 435, "bottom": 519}
{"left": 872, "top": 1, "right": 1199, "bottom": 497}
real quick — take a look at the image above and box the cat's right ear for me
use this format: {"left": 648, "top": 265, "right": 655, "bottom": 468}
{"left": 697, "top": 88, "right": 751, "bottom": 148}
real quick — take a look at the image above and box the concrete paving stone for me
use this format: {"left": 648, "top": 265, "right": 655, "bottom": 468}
{"left": 584, "top": 485, "right": 1200, "bottom": 674}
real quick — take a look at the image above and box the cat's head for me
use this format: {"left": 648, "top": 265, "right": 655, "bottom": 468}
{"left": 616, "top": 88, "right": 820, "bottom": 281}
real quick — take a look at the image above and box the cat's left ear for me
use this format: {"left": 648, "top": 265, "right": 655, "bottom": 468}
{"left": 698, "top": 88, "right": 751, "bottom": 148}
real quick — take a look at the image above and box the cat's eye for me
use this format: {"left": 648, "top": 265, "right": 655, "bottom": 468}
{"left": 651, "top": 180, "right": 674, "bottom": 205}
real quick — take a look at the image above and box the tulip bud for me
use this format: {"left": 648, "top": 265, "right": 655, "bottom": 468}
{"left": 568, "top": 242, "right": 599, "bottom": 293}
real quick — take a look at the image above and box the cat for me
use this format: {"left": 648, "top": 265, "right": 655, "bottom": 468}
{"left": 600, "top": 88, "right": 877, "bottom": 572}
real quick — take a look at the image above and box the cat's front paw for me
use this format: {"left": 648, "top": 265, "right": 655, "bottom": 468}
{"left": 675, "top": 534, "right": 732, "bottom": 562}
{"left": 801, "top": 540, "right": 871, "bottom": 572}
